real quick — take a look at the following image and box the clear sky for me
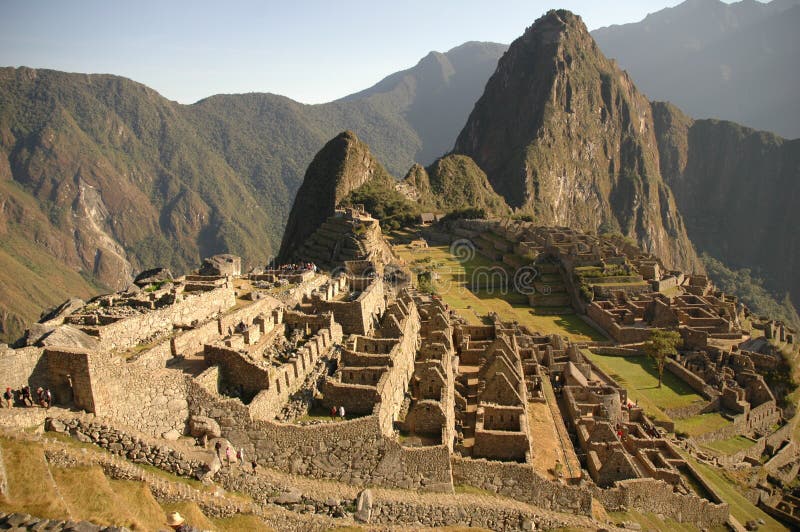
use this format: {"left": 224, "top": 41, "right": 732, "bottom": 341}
{"left": 0, "top": 0, "right": 753, "bottom": 104}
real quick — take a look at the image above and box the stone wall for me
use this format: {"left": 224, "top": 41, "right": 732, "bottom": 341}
{"left": 764, "top": 440, "right": 799, "bottom": 472}
{"left": 42, "top": 348, "right": 95, "bottom": 412}
{"left": 451, "top": 457, "right": 593, "bottom": 515}
{"left": 586, "top": 304, "right": 651, "bottom": 343}
{"left": 692, "top": 400, "right": 782, "bottom": 443}
{"left": 312, "top": 278, "right": 385, "bottom": 335}
{"left": 204, "top": 346, "right": 270, "bottom": 400}
{"left": 0, "top": 439, "right": 7, "bottom": 496}
{"left": 0, "top": 346, "right": 46, "bottom": 391}
{"left": 89, "top": 352, "right": 189, "bottom": 437}
{"left": 45, "top": 417, "right": 207, "bottom": 478}
{"left": 472, "top": 429, "right": 530, "bottom": 462}
{"left": 665, "top": 359, "right": 716, "bottom": 399}
{"left": 218, "top": 295, "right": 280, "bottom": 335}
{"left": 375, "top": 306, "right": 420, "bottom": 436}
{"left": 94, "top": 287, "right": 236, "bottom": 351}
{"left": 186, "top": 375, "right": 453, "bottom": 492}
{"left": 172, "top": 319, "right": 221, "bottom": 358}
{"left": 594, "top": 478, "right": 729, "bottom": 527}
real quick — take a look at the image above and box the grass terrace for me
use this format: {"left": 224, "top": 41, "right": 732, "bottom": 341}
{"left": 0, "top": 436, "right": 273, "bottom": 531}
{"left": 392, "top": 241, "right": 604, "bottom": 342}
{"left": 682, "top": 452, "right": 785, "bottom": 530}
{"left": 674, "top": 412, "right": 732, "bottom": 437}
{"left": 584, "top": 351, "right": 703, "bottom": 409}
{"left": 702, "top": 435, "right": 756, "bottom": 455}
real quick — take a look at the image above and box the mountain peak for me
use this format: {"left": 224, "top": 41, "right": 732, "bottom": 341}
{"left": 452, "top": 9, "right": 702, "bottom": 272}
{"left": 278, "top": 131, "right": 392, "bottom": 260}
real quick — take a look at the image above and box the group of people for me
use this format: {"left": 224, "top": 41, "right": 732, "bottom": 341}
{"left": 2, "top": 385, "right": 51, "bottom": 409}
{"left": 330, "top": 405, "right": 346, "bottom": 419}
{"left": 214, "top": 440, "right": 257, "bottom": 474}
{"left": 274, "top": 262, "right": 318, "bottom": 273}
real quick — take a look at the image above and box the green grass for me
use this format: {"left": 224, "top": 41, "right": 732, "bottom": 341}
{"left": 702, "top": 435, "right": 755, "bottom": 455}
{"left": 0, "top": 437, "right": 69, "bottom": 519}
{"left": 607, "top": 509, "right": 717, "bottom": 532}
{"left": 582, "top": 350, "right": 704, "bottom": 424}
{"left": 684, "top": 454, "right": 785, "bottom": 530}
{"left": 212, "top": 514, "right": 276, "bottom": 531}
{"left": 674, "top": 413, "right": 732, "bottom": 437}
{"left": 395, "top": 243, "right": 604, "bottom": 342}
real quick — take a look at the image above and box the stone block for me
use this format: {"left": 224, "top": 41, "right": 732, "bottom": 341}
{"left": 355, "top": 488, "right": 374, "bottom": 523}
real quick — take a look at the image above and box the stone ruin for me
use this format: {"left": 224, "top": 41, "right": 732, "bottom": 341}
{"left": 290, "top": 207, "right": 393, "bottom": 269}
{"left": 5, "top": 233, "right": 789, "bottom": 529}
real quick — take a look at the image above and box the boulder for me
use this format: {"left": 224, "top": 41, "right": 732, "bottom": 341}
{"left": 162, "top": 429, "right": 181, "bottom": 441}
{"left": 189, "top": 415, "right": 221, "bottom": 439}
{"left": 38, "top": 298, "right": 85, "bottom": 325}
{"left": 199, "top": 254, "right": 241, "bottom": 276}
{"left": 38, "top": 325, "right": 99, "bottom": 350}
{"left": 133, "top": 267, "right": 173, "bottom": 288}
{"left": 20, "top": 323, "right": 56, "bottom": 346}
{"left": 274, "top": 490, "right": 303, "bottom": 505}
{"left": 354, "top": 488, "right": 373, "bottom": 523}
{"left": 45, "top": 418, "right": 67, "bottom": 433}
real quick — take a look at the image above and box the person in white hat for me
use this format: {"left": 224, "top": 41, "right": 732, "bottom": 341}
{"left": 166, "top": 511, "right": 200, "bottom": 531}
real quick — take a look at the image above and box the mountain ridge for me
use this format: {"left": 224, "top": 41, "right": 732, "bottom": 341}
{"left": 592, "top": 0, "right": 800, "bottom": 138}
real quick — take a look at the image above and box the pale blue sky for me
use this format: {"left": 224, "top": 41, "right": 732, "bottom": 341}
{"left": 0, "top": 0, "right": 753, "bottom": 104}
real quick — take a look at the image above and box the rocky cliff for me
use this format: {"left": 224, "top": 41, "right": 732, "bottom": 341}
{"left": 653, "top": 101, "right": 800, "bottom": 306}
{"left": 453, "top": 10, "right": 702, "bottom": 272}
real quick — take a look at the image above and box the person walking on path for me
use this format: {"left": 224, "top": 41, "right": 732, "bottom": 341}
{"left": 225, "top": 445, "right": 233, "bottom": 466}
{"left": 338, "top": 405, "right": 346, "bottom": 419}
{"left": 3, "top": 388, "right": 12, "bottom": 408}
{"left": 236, "top": 447, "right": 245, "bottom": 466}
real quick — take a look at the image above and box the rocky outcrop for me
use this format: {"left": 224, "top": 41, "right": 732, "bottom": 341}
{"left": 278, "top": 131, "right": 394, "bottom": 260}
{"left": 133, "top": 268, "right": 173, "bottom": 288}
{"left": 453, "top": 10, "right": 702, "bottom": 272}
{"left": 402, "top": 155, "right": 511, "bottom": 215}
{"left": 652, "top": 101, "right": 800, "bottom": 306}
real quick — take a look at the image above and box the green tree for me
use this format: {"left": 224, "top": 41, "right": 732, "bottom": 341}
{"left": 643, "top": 329, "right": 682, "bottom": 388}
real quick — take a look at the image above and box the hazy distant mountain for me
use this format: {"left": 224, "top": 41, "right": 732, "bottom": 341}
{"left": 592, "top": 0, "right": 800, "bottom": 138}
{"left": 341, "top": 42, "right": 508, "bottom": 164}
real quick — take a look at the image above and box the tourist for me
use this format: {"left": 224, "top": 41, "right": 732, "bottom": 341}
{"left": 2, "top": 387, "right": 12, "bottom": 408}
{"left": 44, "top": 388, "right": 52, "bottom": 409}
{"left": 330, "top": 405, "right": 337, "bottom": 419}
{"left": 225, "top": 445, "right": 233, "bottom": 466}
{"left": 214, "top": 440, "right": 222, "bottom": 460}
{"left": 338, "top": 405, "right": 346, "bottom": 419}
{"left": 21, "top": 385, "right": 32, "bottom": 407}
{"left": 166, "top": 511, "right": 200, "bottom": 532}
{"left": 251, "top": 460, "right": 258, "bottom": 475}
{"left": 36, "top": 387, "right": 46, "bottom": 408}
{"left": 237, "top": 447, "right": 245, "bottom": 466}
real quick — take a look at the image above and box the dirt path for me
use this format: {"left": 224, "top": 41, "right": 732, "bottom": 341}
{"left": 541, "top": 378, "right": 581, "bottom": 480}
{"left": 527, "top": 401, "right": 562, "bottom": 479}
